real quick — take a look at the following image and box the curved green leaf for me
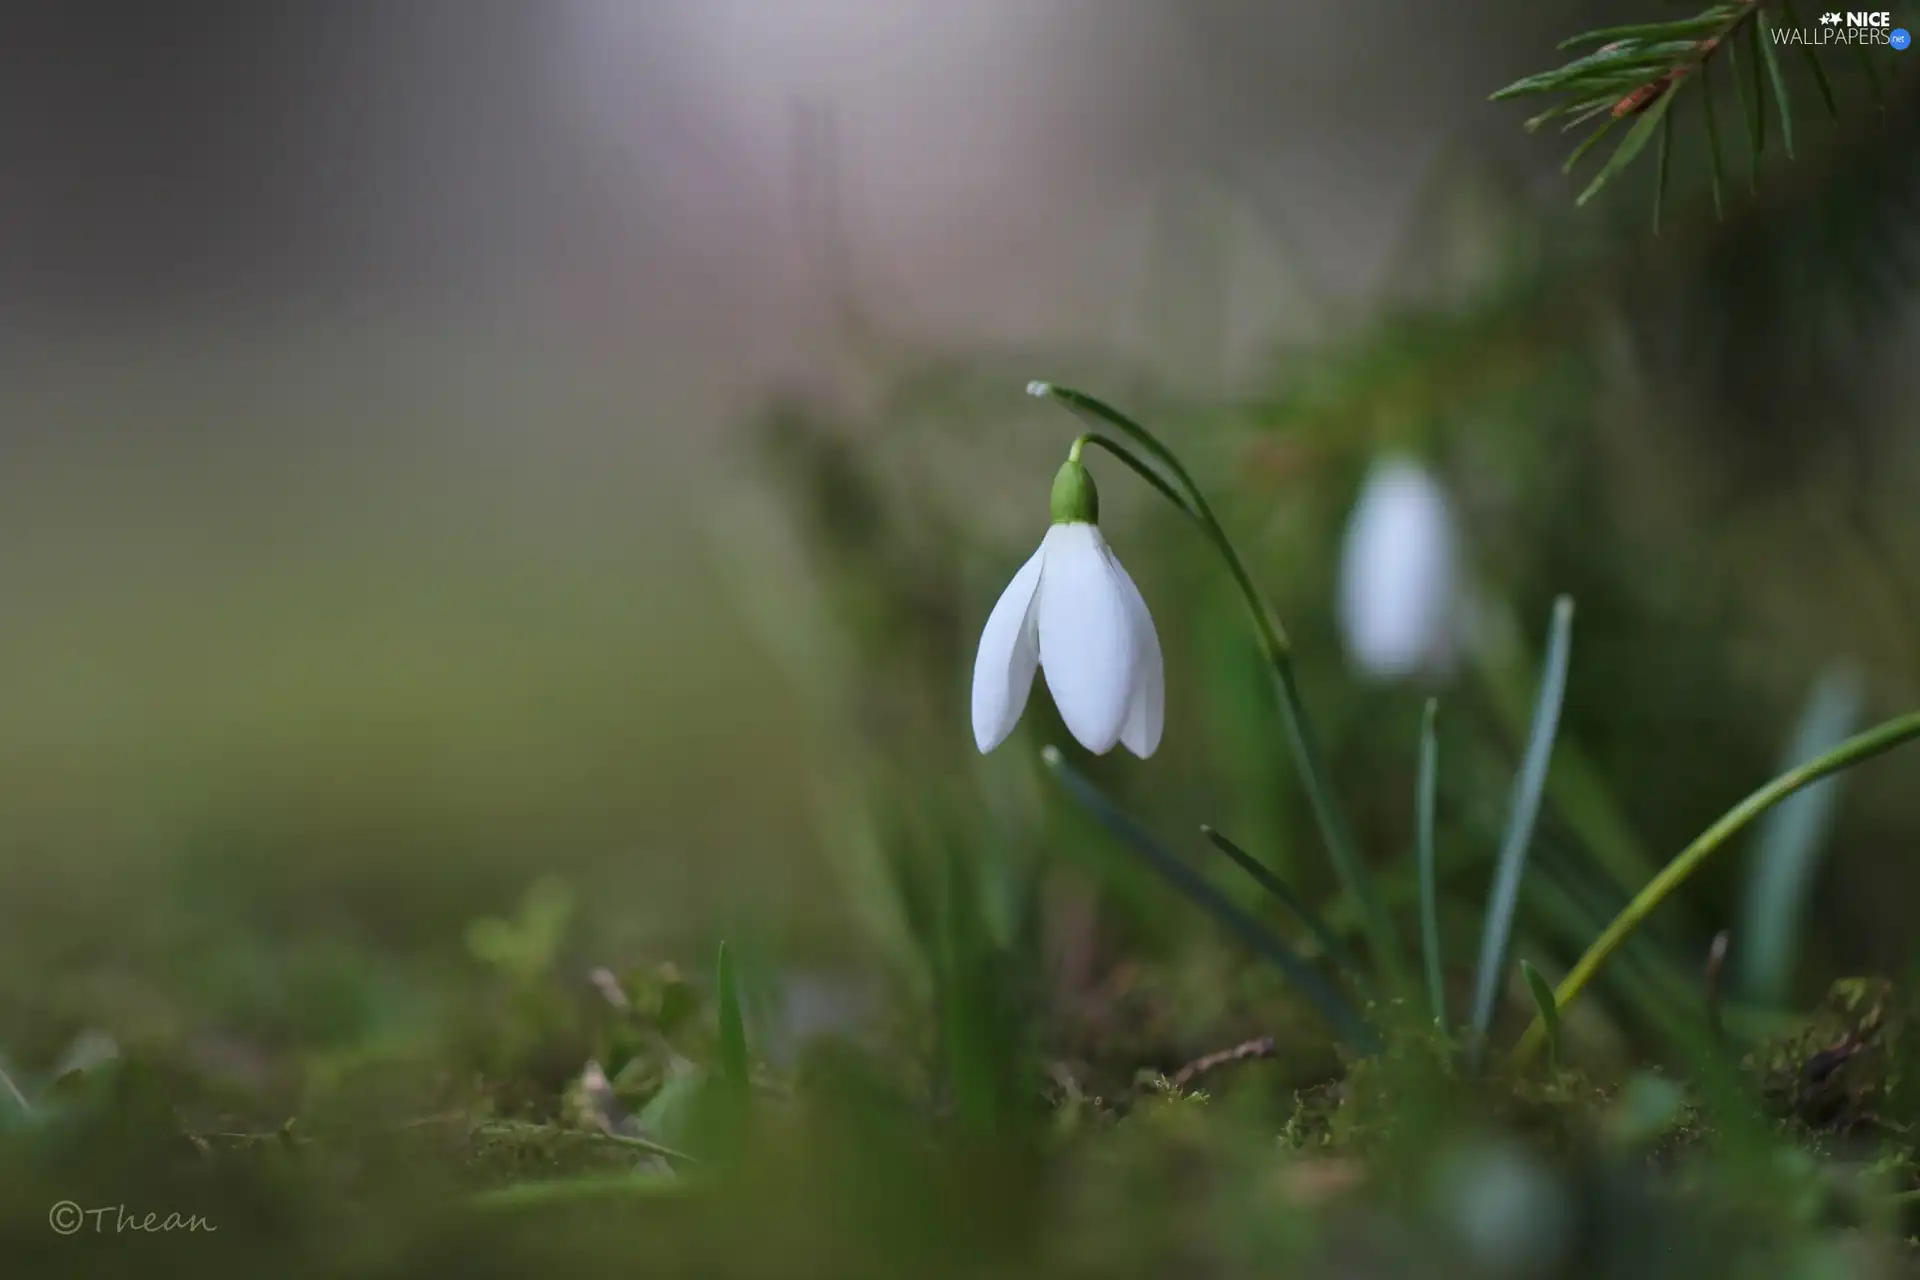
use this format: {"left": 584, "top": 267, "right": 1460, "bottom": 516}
{"left": 1514, "top": 710, "right": 1920, "bottom": 1067}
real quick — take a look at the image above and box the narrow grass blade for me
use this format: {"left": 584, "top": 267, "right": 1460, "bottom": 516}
{"left": 1520, "top": 960, "right": 1561, "bottom": 1067}
{"left": 1736, "top": 665, "right": 1865, "bottom": 1004}
{"left": 1469, "top": 600, "right": 1663, "bottom": 904}
{"left": 1780, "top": 0, "right": 1838, "bottom": 117}
{"left": 1578, "top": 89, "right": 1679, "bottom": 205}
{"left": 1757, "top": 12, "right": 1794, "bottom": 158}
{"left": 1514, "top": 710, "right": 1920, "bottom": 1068}
{"left": 1744, "top": 19, "right": 1766, "bottom": 161}
{"left": 715, "top": 941, "right": 749, "bottom": 1096}
{"left": 1470, "top": 597, "right": 1575, "bottom": 1049}
{"left": 1044, "top": 747, "right": 1378, "bottom": 1052}
{"left": 1199, "top": 825, "right": 1364, "bottom": 980}
{"left": 1701, "top": 56, "right": 1726, "bottom": 217}
{"left": 1417, "top": 699, "right": 1445, "bottom": 1030}
{"left": 1653, "top": 99, "right": 1674, "bottom": 233}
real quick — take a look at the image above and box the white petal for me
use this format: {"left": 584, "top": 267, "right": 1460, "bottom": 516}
{"left": 1337, "top": 457, "right": 1459, "bottom": 680}
{"left": 1036, "top": 524, "right": 1137, "bottom": 755}
{"left": 970, "top": 541, "right": 1046, "bottom": 752}
{"left": 1108, "top": 546, "right": 1163, "bottom": 758}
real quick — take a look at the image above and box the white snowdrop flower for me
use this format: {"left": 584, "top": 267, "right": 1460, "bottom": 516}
{"left": 1337, "top": 454, "right": 1461, "bottom": 681}
{"left": 971, "top": 452, "right": 1164, "bottom": 757}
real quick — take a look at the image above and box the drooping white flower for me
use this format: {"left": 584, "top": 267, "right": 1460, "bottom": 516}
{"left": 1337, "top": 454, "right": 1460, "bottom": 681}
{"left": 971, "top": 455, "right": 1164, "bottom": 757}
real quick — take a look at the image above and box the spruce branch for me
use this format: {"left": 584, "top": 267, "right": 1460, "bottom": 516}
{"left": 1494, "top": 2, "right": 1884, "bottom": 214}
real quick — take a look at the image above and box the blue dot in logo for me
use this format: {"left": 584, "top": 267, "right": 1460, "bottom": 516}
{"left": 1893, "top": 27, "right": 1912, "bottom": 50}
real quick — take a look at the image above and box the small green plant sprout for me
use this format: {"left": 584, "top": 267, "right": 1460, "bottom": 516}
{"left": 465, "top": 877, "right": 575, "bottom": 986}
{"left": 971, "top": 434, "right": 1164, "bottom": 758}
{"left": 1520, "top": 961, "right": 1562, "bottom": 1068}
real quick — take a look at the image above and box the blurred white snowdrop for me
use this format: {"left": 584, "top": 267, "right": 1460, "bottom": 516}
{"left": 1337, "top": 454, "right": 1461, "bottom": 681}
{"left": 971, "top": 448, "right": 1164, "bottom": 758}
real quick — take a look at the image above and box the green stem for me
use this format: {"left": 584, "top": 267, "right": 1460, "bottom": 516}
{"left": 1512, "top": 710, "right": 1920, "bottom": 1068}
{"left": 1031, "top": 382, "right": 1403, "bottom": 985}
